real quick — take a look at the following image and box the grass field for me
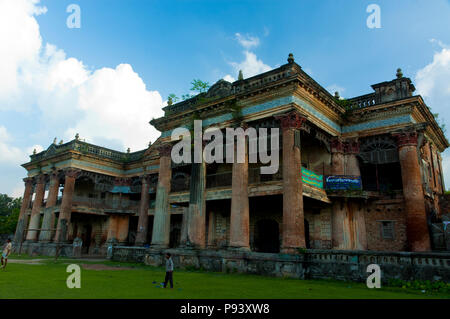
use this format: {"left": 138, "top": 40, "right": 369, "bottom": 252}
{"left": 0, "top": 256, "right": 449, "bottom": 299}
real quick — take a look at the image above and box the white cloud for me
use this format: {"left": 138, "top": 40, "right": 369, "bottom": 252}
{"left": 67, "top": 63, "right": 163, "bottom": 151}
{"left": 235, "top": 33, "right": 260, "bottom": 49}
{"left": 415, "top": 42, "right": 450, "bottom": 189}
{"left": 0, "top": 0, "right": 164, "bottom": 196}
{"left": 0, "top": 126, "right": 28, "bottom": 164}
{"left": 11, "top": 183, "right": 25, "bottom": 198}
{"left": 230, "top": 51, "right": 272, "bottom": 79}
{"left": 223, "top": 74, "right": 235, "bottom": 82}
{"left": 0, "top": 0, "right": 164, "bottom": 150}
{"left": 326, "top": 84, "right": 346, "bottom": 97}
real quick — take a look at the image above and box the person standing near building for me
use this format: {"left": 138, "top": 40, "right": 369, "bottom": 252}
{"left": 164, "top": 253, "right": 174, "bottom": 289}
{"left": 1, "top": 239, "right": 12, "bottom": 270}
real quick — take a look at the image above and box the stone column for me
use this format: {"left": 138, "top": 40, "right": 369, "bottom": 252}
{"left": 345, "top": 139, "right": 367, "bottom": 250}
{"left": 331, "top": 138, "right": 345, "bottom": 176}
{"left": 330, "top": 138, "right": 346, "bottom": 249}
{"left": 117, "top": 215, "right": 130, "bottom": 244}
{"left": 151, "top": 144, "right": 172, "bottom": 248}
{"left": 26, "top": 175, "right": 46, "bottom": 242}
{"left": 393, "top": 130, "right": 431, "bottom": 251}
{"left": 54, "top": 168, "right": 80, "bottom": 243}
{"left": 135, "top": 174, "right": 151, "bottom": 245}
{"left": 276, "top": 111, "right": 306, "bottom": 253}
{"left": 108, "top": 215, "right": 130, "bottom": 245}
{"left": 186, "top": 160, "right": 207, "bottom": 248}
{"left": 344, "top": 138, "right": 361, "bottom": 176}
{"left": 39, "top": 171, "right": 60, "bottom": 242}
{"left": 229, "top": 134, "right": 250, "bottom": 250}
{"left": 107, "top": 215, "right": 118, "bottom": 243}
{"left": 14, "top": 178, "right": 34, "bottom": 244}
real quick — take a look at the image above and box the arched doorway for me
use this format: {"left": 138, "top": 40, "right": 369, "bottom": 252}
{"left": 254, "top": 219, "right": 280, "bottom": 253}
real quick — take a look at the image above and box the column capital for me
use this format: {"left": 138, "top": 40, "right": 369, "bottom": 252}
{"left": 48, "top": 169, "right": 62, "bottom": 184}
{"left": 23, "top": 177, "right": 34, "bottom": 187}
{"left": 140, "top": 174, "right": 153, "bottom": 184}
{"left": 35, "top": 174, "right": 47, "bottom": 184}
{"left": 274, "top": 110, "right": 307, "bottom": 130}
{"left": 344, "top": 138, "right": 360, "bottom": 154}
{"left": 393, "top": 131, "right": 419, "bottom": 147}
{"left": 330, "top": 137, "right": 344, "bottom": 154}
{"left": 158, "top": 144, "right": 173, "bottom": 157}
{"left": 63, "top": 168, "right": 82, "bottom": 179}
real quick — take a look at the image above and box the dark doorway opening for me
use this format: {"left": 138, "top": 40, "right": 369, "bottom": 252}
{"left": 304, "top": 219, "right": 311, "bottom": 249}
{"left": 128, "top": 216, "right": 138, "bottom": 245}
{"left": 254, "top": 219, "right": 280, "bottom": 253}
{"left": 169, "top": 214, "right": 182, "bottom": 248}
{"left": 82, "top": 224, "right": 92, "bottom": 254}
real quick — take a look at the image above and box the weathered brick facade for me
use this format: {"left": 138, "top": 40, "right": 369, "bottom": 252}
{"left": 13, "top": 54, "right": 449, "bottom": 268}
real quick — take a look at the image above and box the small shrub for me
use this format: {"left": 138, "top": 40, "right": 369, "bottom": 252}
{"left": 388, "top": 278, "right": 450, "bottom": 293}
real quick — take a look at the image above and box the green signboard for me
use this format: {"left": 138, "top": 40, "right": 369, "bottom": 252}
{"left": 301, "top": 167, "right": 323, "bottom": 189}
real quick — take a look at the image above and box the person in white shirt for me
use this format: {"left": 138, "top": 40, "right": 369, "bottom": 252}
{"left": 1, "top": 239, "right": 12, "bottom": 270}
{"left": 164, "top": 253, "right": 174, "bottom": 288}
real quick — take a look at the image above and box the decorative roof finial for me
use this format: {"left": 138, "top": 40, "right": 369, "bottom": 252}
{"left": 334, "top": 91, "right": 340, "bottom": 99}
{"left": 287, "top": 53, "right": 294, "bottom": 64}
{"left": 127, "top": 147, "right": 131, "bottom": 153}
{"left": 75, "top": 133, "right": 79, "bottom": 140}
{"left": 396, "top": 68, "right": 403, "bottom": 79}
{"left": 53, "top": 137, "right": 57, "bottom": 144}
{"left": 148, "top": 141, "right": 152, "bottom": 148}
{"left": 33, "top": 149, "right": 37, "bottom": 155}
{"left": 238, "top": 70, "right": 244, "bottom": 81}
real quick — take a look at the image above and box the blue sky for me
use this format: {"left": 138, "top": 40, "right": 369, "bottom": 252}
{"left": 1, "top": 0, "right": 450, "bottom": 197}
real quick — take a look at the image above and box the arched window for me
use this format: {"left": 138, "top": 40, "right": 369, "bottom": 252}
{"left": 359, "top": 135, "right": 403, "bottom": 192}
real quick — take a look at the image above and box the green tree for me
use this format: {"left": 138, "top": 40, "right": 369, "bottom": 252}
{"left": 190, "top": 79, "right": 210, "bottom": 93}
{"left": 0, "top": 194, "right": 22, "bottom": 234}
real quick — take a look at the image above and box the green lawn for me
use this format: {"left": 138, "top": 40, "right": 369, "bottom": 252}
{"left": 0, "top": 257, "right": 449, "bottom": 299}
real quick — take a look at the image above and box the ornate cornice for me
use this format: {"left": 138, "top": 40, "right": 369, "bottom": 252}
{"left": 274, "top": 110, "right": 307, "bottom": 130}
{"left": 344, "top": 138, "right": 360, "bottom": 154}
{"left": 63, "top": 168, "right": 82, "bottom": 179}
{"left": 393, "top": 131, "right": 419, "bottom": 147}
{"left": 330, "top": 138, "right": 344, "bottom": 154}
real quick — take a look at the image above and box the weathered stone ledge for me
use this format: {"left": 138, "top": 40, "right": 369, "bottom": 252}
{"left": 111, "top": 246, "right": 450, "bottom": 283}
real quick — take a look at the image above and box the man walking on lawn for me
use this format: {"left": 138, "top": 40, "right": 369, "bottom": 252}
{"left": 164, "top": 253, "right": 174, "bottom": 289}
{"left": 1, "top": 239, "right": 12, "bottom": 270}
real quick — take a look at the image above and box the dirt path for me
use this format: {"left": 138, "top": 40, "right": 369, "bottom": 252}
{"left": 7, "top": 259, "right": 45, "bottom": 265}
{"left": 80, "top": 264, "right": 135, "bottom": 271}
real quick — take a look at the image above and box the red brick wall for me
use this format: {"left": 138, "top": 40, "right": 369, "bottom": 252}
{"left": 365, "top": 198, "right": 407, "bottom": 251}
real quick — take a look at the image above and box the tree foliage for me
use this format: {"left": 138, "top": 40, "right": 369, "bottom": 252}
{"left": 190, "top": 79, "right": 210, "bottom": 93}
{"left": 0, "top": 194, "right": 22, "bottom": 234}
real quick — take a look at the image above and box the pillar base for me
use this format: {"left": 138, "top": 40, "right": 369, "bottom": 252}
{"left": 151, "top": 244, "right": 169, "bottom": 250}
{"left": 228, "top": 246, "right": 250, "bottom": 252}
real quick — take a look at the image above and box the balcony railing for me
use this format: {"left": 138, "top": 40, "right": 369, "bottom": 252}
{"left": 71, "top": 195, "right": 139, "bottom": 210}
{"left": 206, "top": 171, "right": 233, "bottom": 188}
{"left": 249, "top": 167, "right": 282, "bottom": 184}
{"left": 348, "top": 93, "right": 377, "bottom": 110}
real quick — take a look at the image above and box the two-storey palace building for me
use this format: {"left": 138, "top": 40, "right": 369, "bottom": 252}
{"left": 14, "top": 54, "right": 449, "bottom": 257}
